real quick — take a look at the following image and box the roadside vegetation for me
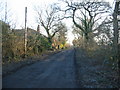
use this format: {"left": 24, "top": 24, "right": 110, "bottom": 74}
{"left": 70, "top": 0, "right": 120, "bottom": 87}
{"left": 1, "top": 20, "right": 69, "bottom": 63}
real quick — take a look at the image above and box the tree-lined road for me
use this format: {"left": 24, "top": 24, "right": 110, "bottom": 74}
{"left": 3, "top": 49, "right": 78, "bottom": 88}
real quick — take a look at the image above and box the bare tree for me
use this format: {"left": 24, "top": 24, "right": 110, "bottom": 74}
{"left": 35, "top": 4, "right": 61, "bottom": 46}
{"left": 60, "top": 0, "right": 111, "bottom": 46}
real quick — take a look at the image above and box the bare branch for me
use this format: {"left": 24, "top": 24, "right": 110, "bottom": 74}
{"left": 35, "top": 4, "right": 63, "bottom": 45}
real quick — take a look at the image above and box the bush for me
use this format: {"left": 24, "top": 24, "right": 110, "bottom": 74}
{"left": 2, "top": 21, "right": 51, "bottom": 63}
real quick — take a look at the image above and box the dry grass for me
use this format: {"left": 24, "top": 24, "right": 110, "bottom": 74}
{"left": 75, "top": 47, "right": 119, "bottom": 88}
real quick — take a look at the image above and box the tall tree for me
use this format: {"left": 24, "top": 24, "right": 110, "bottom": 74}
{"left": 60, "top": 0, "right": 111, "bottom": 46}
{"left": 35, "top": 4, "right": 61, "bottom": 47}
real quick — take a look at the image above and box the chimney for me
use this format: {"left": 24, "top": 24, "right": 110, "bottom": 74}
{"left": 37, "top": 25, "right": 40, "bottom": 33}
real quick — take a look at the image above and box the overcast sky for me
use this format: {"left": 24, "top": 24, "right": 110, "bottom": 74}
{"left": 0, "top": 0, "right": 115, "bottom": 45}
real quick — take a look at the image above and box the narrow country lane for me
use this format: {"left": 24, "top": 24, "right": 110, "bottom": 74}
{"left": 3, "top": 49, "right": 78, "bottom": 88}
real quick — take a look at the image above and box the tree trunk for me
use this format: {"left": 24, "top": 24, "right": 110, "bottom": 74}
{"left": 84, "top": 33, "right": 89, "bottom": 48}
{"left": 48, "top": 37, "right": 52, "bottom": 48}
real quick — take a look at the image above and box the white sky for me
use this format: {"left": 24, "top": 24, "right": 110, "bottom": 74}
{"left": 0, "top": 0, "right": 115, "bottom": 45}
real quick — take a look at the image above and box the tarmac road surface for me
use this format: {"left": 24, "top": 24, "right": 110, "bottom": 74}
{"left": 3, "top": 48, "right": 78, "bottom": 88}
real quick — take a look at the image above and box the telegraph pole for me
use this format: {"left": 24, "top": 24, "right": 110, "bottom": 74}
{"left": 113, "top": 0, "right": 120, "bottom": 85}
{"left": 5, "top": 2, "right": 7, "bottom": 23}
{"left": 24, "top": 7, "right": 27, "bottom": 57}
